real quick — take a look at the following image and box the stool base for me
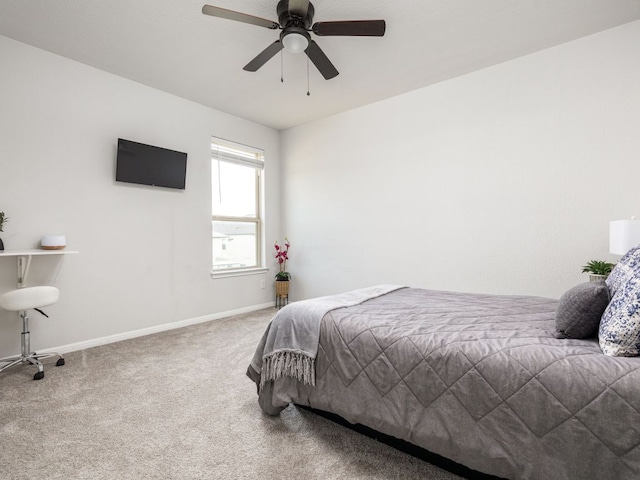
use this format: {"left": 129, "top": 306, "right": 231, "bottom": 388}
{"left": 0, "top": 310, "right": 65, "bottom": 380}
{"left": 0, "top": 352, "right": 65, "bottom": 380}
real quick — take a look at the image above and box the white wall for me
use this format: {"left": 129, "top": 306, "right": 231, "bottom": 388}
{"left": 280, "top": 21, "right": 640, "bottom": 301}
{"left": 0, "top": 36, "right": 280, "bottom": 357}
{"left": 2, "top": 20, "right": 640, "bottom": 358}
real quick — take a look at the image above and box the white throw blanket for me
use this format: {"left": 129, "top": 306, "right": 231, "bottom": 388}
{"left": 249, "top": 285, "right": 405, "bottom": 390}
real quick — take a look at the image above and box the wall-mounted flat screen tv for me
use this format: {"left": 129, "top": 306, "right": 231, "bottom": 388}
{"left": 116, "top": 138, "right": 187, "bottom": 190}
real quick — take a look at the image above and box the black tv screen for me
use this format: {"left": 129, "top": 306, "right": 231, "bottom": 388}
{"left": 116, "top": 138, "right": 187, "bottom": 190}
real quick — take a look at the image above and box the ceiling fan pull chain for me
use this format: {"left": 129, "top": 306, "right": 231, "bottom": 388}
{"left": 307, "top": 56, "right": 311, "bottom": 96}
{"left": 281, "top": 50, "right": 284, "bottom": 83}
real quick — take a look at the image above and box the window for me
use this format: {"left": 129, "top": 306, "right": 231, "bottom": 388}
{"left": 211, "top": 138, "right": 264, "bottom": 274}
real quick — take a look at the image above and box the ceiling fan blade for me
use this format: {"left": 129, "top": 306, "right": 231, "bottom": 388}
{"left": 288, "top": 0, "right": 310, "bottom": 18}
{"left": 243, "top": 41, "right": 284, "bottom": 72}
{"left": 202, "top": 5, "right": 279, "bottom": 30}
{"left": 305, "top": 40, "right": 339, "bottom": 80}
{"left": 312, "top": 20, "right": 386, "bottom": 37}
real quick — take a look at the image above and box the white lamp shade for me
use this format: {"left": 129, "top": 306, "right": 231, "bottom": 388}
{"left": 610, "top": 219, "right": 640, "bottom": 255}
{"left": 282, "top": 32, "right": 309, "bottom": 54}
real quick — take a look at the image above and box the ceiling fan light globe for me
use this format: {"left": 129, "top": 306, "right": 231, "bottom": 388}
{"left": 282, "top": 32, "right": 309, "bottom": 54}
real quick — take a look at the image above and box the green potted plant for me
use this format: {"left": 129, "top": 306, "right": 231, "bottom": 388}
{"left": 582, "top": 260, "right": 615, "bottom": 282}
{"left": 0, "top": 211, "right": 8, "bottom": 251}
{"left": 274, "top": 238, "right": 291, "bottom": 306}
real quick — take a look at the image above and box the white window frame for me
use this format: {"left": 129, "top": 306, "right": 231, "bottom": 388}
{"left": 210, "top": 137, "right": 267, "bottom": 278}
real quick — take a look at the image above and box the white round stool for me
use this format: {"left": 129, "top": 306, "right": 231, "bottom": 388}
{"left": 0, "top": 286, "right": 65, "bottom": 380}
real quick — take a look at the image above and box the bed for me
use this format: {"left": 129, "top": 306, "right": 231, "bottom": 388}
{"left": 247, "top": 279, "right": 640, "bottom": 480}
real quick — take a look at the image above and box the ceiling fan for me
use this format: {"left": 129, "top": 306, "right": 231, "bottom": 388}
{"left": 202, "top": 0, "right": 386, "bottom": 80}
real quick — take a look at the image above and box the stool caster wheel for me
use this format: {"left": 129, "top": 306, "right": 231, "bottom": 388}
{"left": 33, "top": 371, "right": 44, "bottom": 380}
{"left": 56, "top": 358, "right": 65, "bottom": 367}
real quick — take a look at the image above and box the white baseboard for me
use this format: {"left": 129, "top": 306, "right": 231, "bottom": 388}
{"left": 48, "top": 302, "right": 275, "bottom": 355}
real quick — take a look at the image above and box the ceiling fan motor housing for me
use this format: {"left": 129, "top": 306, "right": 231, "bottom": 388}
{"left": 277, "top": 0, "right": 315, "bottom": 30}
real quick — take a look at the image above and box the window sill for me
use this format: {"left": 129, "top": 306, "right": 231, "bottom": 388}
{"left": 210, "top": 267, "right": 269, "bottom": 279}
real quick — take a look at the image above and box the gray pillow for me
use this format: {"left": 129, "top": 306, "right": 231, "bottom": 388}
{"left": 554, "top": 282, "right": 610, "bottom": 339}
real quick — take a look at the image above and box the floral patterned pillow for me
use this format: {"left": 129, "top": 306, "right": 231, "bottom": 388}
{"left": 606, "top": 245, "right": 640, "bottom": 297}
{"left": 600, "top": 252, "right": 640, "bottom": 356}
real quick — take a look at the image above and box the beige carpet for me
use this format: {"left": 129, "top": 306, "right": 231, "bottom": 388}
{"left": 0, "top": 308, "right": 464, "bottom": 480}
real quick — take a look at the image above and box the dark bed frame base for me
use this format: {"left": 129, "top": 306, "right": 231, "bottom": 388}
{"left": 297, "top": 405, "right": 506, "bottom": 480}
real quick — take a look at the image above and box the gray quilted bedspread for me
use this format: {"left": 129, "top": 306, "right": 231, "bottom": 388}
{"left": 257, "top": 288, "right": 640, "bottom": 480}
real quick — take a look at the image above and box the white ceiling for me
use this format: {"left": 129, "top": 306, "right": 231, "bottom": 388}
{"left": 1, "top": 1, "right": 640, "bottom": 130}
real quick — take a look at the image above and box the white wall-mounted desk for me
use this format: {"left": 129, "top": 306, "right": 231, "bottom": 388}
{"left": 0, "top": 249, "right": 79, "bottom": 287}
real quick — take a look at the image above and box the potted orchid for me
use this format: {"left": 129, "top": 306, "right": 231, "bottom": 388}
{"left": 274, "top": 238, "right": 291, "bottom": 307}
{"left": 274, "top": 238, "right": 291, "bottom": 281}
